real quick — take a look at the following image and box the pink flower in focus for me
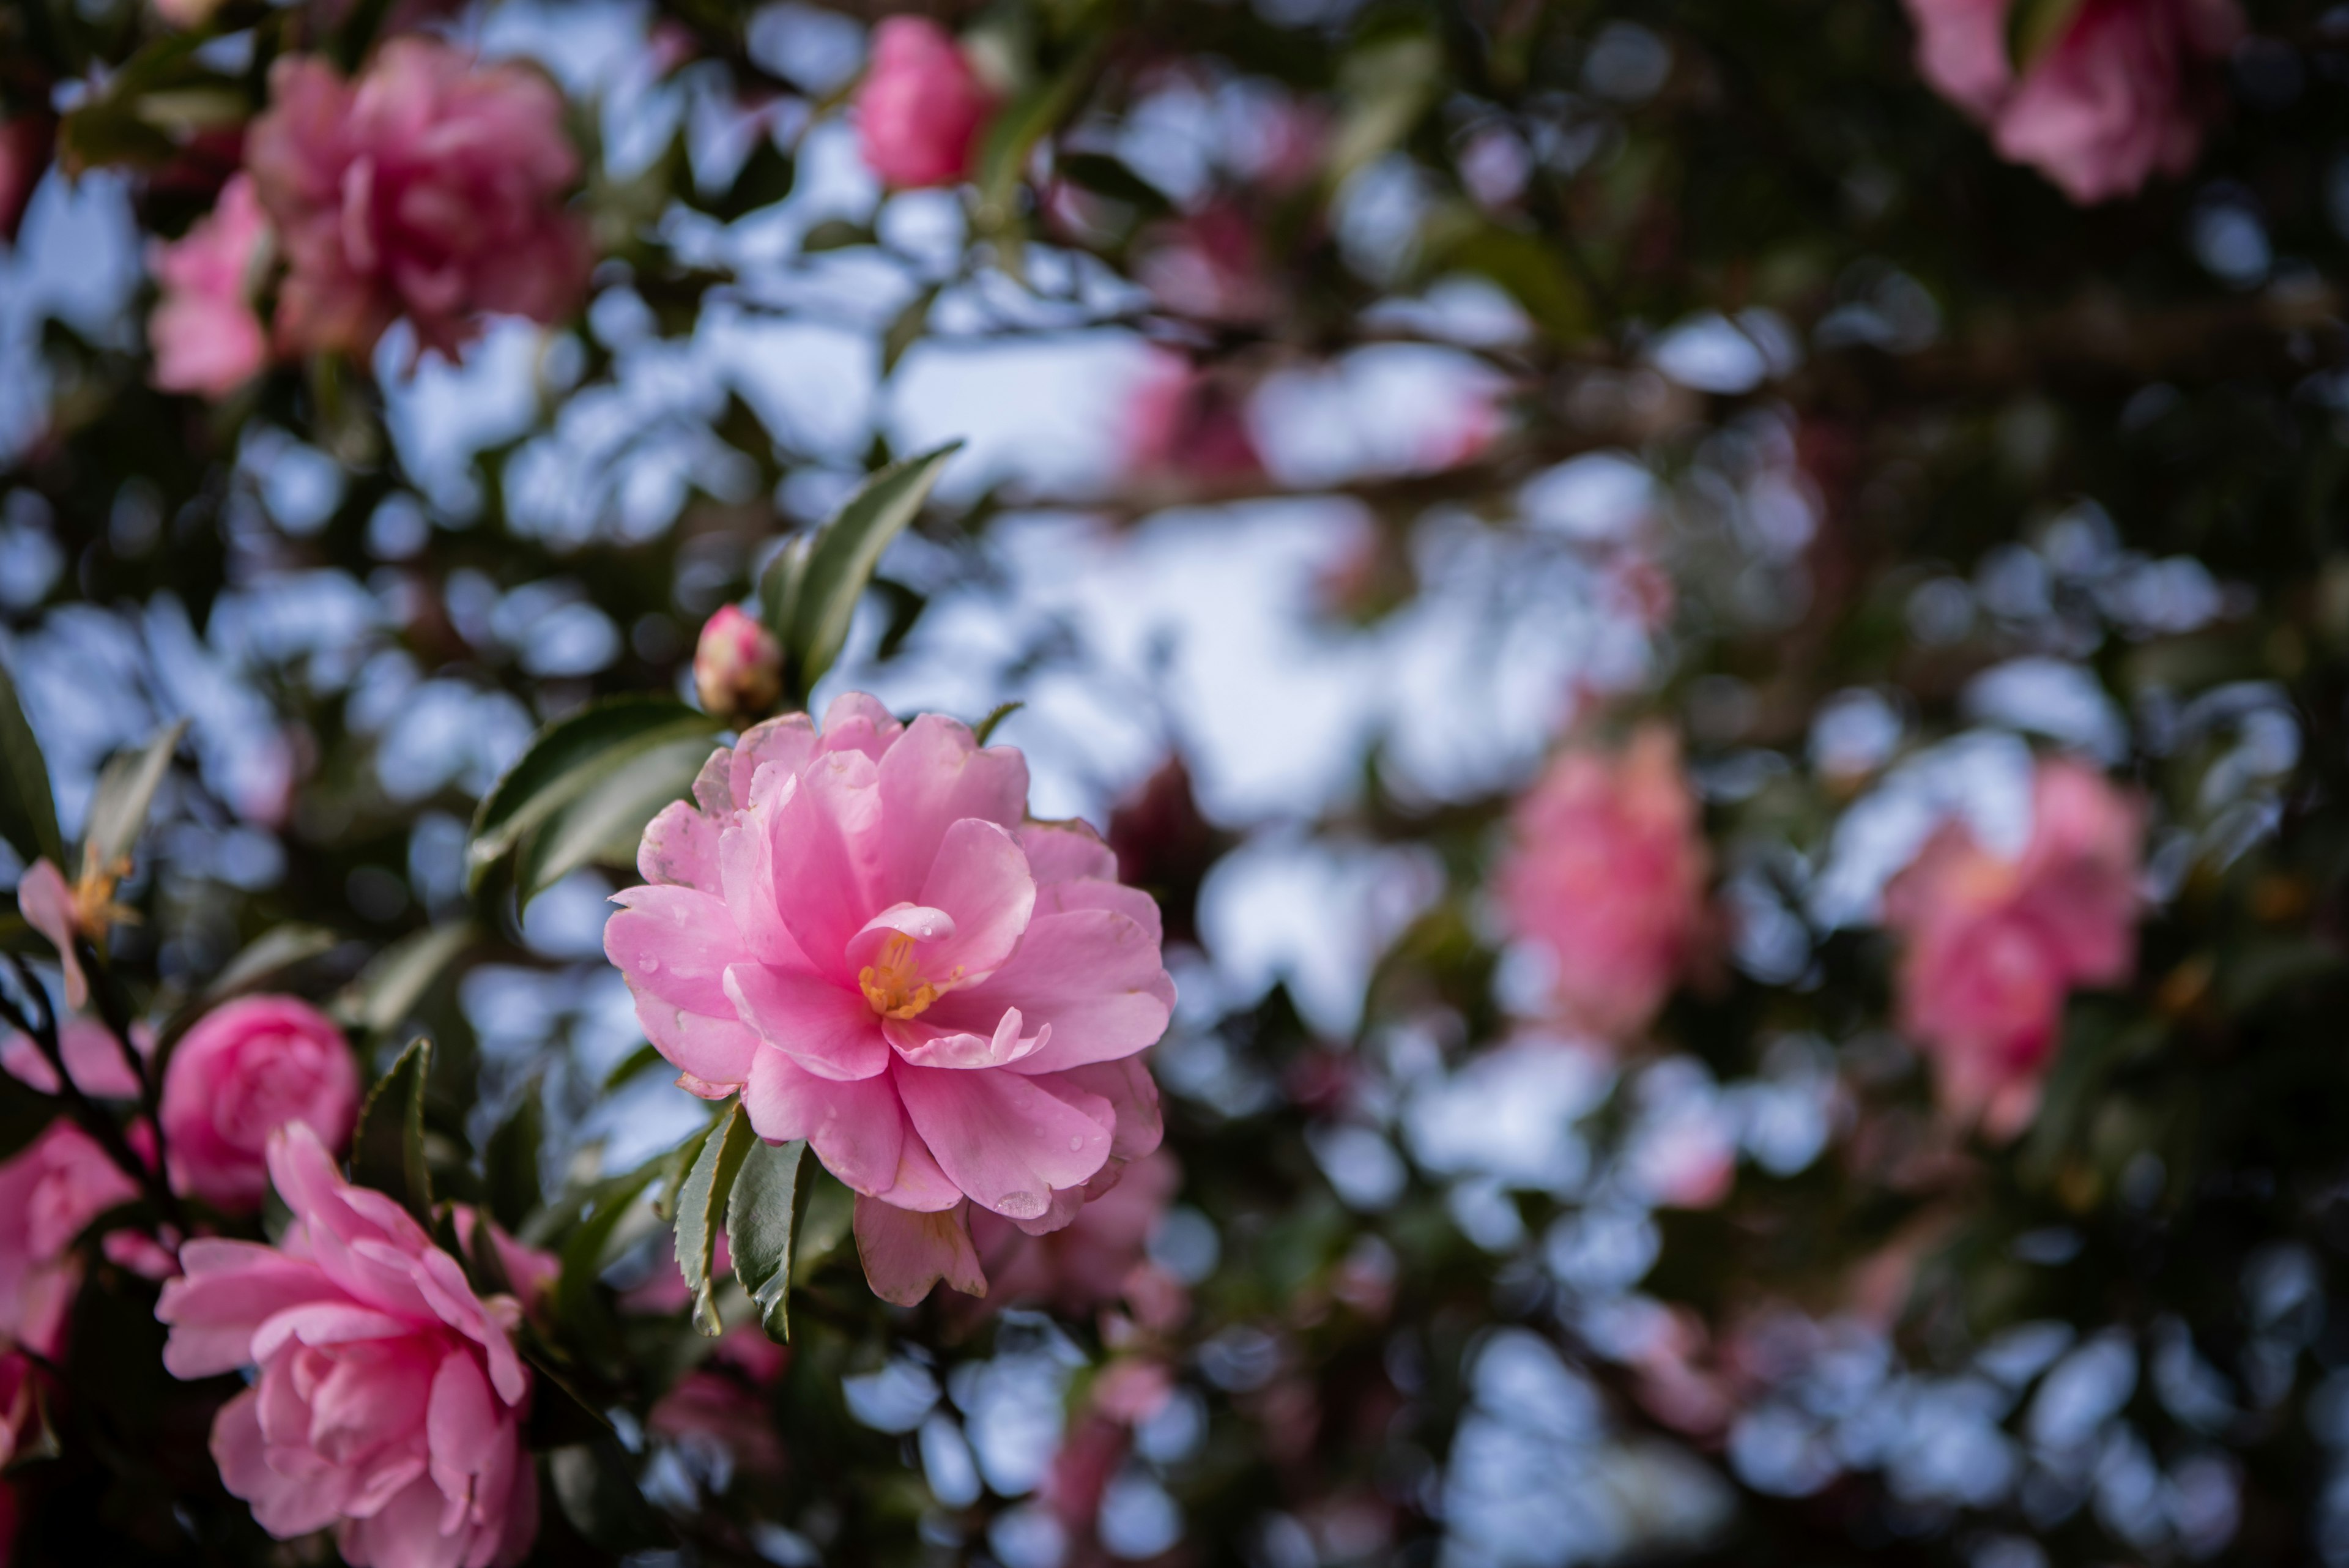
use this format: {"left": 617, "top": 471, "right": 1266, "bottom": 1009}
{"left": 603, "top": 693, "right": 1174, "bottom": 1306}
{"left": 245, "top": 39, "right": 588, "bottom": 363}
{"left": 156, "top": 1124, "right": 539, "bottom": 1567}
{"left": 693, "top": 606, "right": 785, "bottom": 727}
{"left": 160, "top": 995, "right": 360, "bottom": 1212}
{"left": 149, "top": 174, "right": 273, "bottom": 399}
{"left": 1123, "top": 356, "right": 1262, "bottom": 482}
{"left": 0, "top": 1121, "right": 141, "bottom": 1359}
{"left": 0, "top": 112, "right": 51, "bottom": 247}
{"left": 854, "top": 18, "right": 997, "bottom": 190}
{"left": 1496, "top": 725, "right": 1709, "bottom": 1041}
{"left": 1882, "top": 757, "right": 2144, "bottom": 1137}
{"left": 1904, "top": 0, "right": 2242, "bottom": 203}
{"left": 971, "top": 1149, "right": 1181, "bottom": 1320}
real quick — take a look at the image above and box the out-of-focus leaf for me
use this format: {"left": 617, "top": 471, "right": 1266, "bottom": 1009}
{"left": 484, "top": 1080, "right": 544, "bottom": 1234}
{"left": 1056, "top": 151, "right": 1173, "bottom": 215}
{"left": 800, "top": 217, "right": 872, "bottom": 252}
{"left": 725, "top": 1135, "right": 810, "bottom": 1343}
{"left": 549, "top": 1437, "right": 669, "bottom": 1551}
{"left": 154, "top": 922, "right": 342, "bottom": 1061}
{"left": 335, "top": 921, "right": 475, "bottom": 1039}
{"left": 973, "top": 38, "right": 1106, "bottom": 250}
{"left": 1427, "top": 218, "right": 1590, "bottom": 343}
{"left": 882, "top": 285, "right": 938, "bottom": 376}
{"left": 83, "top": 720, "right": 185, "bottom": 875}
{"left": 675, "top": 1100, "right": 757, "bottom": 1337}
{"left": 351, "top": 1038, "right": 434, "bottom": 1222}
{"left": 511, "top": 734, "right": 708, "bottom": 910}
{"left": 0, "top": 1072, "right": 56, "bottom": 1164}
{"left": 1328, "top": 32, "right": 1440, "bottom": 185}
{"left": 870, "top": 578, "right": 929, "bottom": 664}
{"left": 552, "top": 1161, "right": 661, "bottom": 1360}
{"left": 0, "top": 659, "right": 61, "bottom": 871}
{"left": 707, "top": 133, "right": 796, "bottom": 220}
{"left": 602, "top": 1041, "right": 666, "bottom": 1092}
{"left": 54, "top": 34, "right": 237, "bottom": 174}
{"left": 467, "top": 697, "right": 719, "bottom": 890}
{"left": 775, "top": 445, "right": 960, "bottom": 696}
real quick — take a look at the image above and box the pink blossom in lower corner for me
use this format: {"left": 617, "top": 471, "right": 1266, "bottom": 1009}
{"left": 0, "top": 1120, "right": 141, "bottom": 1359}
{"left": 853, "top": 18, "right": 998, "bottom": 190}
{"left": 1903, "top": 0, "right": 2241, "bottom": 203}
{"left": 245, "top": 39, "right": 588, "bottom": 363}
{"left": 603, "top": 693, "right": 1176, "bottom": 1307}
{"left": 159, "top": 994, "right": 360, "bottom": 1212}
{"left": 155, "top": 1123, "right": 540, "bottom": 1568}
{"left": 149, "top": 173, "right": 273, "bottom": 399}
{"left": 1496, "top": 724, "right": 1709, "bottom": 1042}
{"left": 1882, "top": 756, "right": 2145, "bottom": 1138}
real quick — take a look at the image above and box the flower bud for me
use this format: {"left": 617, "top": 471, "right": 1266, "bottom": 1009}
{"left": 692, "top": 604, "right": 784, "bottom": 724}
{"left": 854, "top": 18, "right": 997, "bottom": 189}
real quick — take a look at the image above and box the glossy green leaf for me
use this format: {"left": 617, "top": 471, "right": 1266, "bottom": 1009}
{"left": 83, "top": 719, "right": 185, "bottom": 875}
{"left": 674, "top": 1101, "right": 758, "bottom": 1337}
{"left": 350, "top": 1038, "right": 433, "bottom": 1222}
{"left": 725, "top": 1134, "right": 810, "bottom": 1343}
{"left": 552, "top": 1161, "right": 661, "bottom": 1359}
{"left": 336, "top": 921, "right": 475, "bottom": 1039}
{"left": 0, "top": 659, "right": 61, "bottom": 872}
{"left": 779, "top": 444, "right": 960, "bottom": 695}
{"left": 483, "top": 1081, "right": 544, "bottom": 1234}
{"left": 467, "top": 697, "right": 720, "bottom": 890}
{"left": 511, "top": 734, "right": 709, "bottom": 910}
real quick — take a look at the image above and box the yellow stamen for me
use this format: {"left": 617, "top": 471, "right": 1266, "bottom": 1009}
{"left": 859, "top": 932, "right": 941, "bottom": 1020}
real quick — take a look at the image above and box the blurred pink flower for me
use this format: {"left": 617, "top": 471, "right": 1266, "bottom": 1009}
{"left": 1496, "top": 725, "right": 1709, "bottom": 1040}
{"left": 0, "top": 111, "right": 51, "bottom": 246}
{"left": 245, "top": 39, "right": 588, "bottom": 363}
{"left": 156, "top": 1124, "right": 539, "bottom": 1567}
{"left": 648, "top": 1370, "right": 784, "bottom": 1479}
{"left": 854, "top": 18, "right": 997, "bottom": 189}
{"left": 621, "top": 1235, "right": 786, "bottom": 1383}
{"left": 0, "top": 1121, "right": 140, "bottom": 1359}
{"left": 1123, "top": 357, "right": 1262, "bottom": 482}
{"left": 152, "top": 0, "right": 226, "bottom": 26}
{"left": 149, "top": 174, "right": 272, "bottom": 399}
{"left": 2, "top": 1017, "right": 146, "bottom": 1100}
{"left": 971, "top": 1148, "right": 1181, "bottom": 1320}
{"left": 160, "top": 995, "right": 360, "bottom": 1212}
{"left": 693, "top": 606, "right": 784, "bottom": 726}
{"left": 1904, "top": 0, "right": 2241, "bottom": 202}
{"left": 604, "top": 693, "right": 1174, "bottom": 1306}
{"left": 1136, "top": 204, "right": 1277, "bottom": 325}
{"left": 16, "top": 860, "right": 87, "bottom": 1011}
{"left": 1883, "top": 757, "right": 2144, "bottom": 1137}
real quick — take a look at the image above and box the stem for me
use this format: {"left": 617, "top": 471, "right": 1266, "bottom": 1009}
{"left": 0, "top": 955, "right": 187, "bottom": 1233}
{"left": 74, "top": 936, "right": 178, "bottom": 1216}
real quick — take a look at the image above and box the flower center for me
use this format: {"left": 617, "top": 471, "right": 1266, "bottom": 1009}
{"left": 859, "top": 932, "right": 953, "bottom": 1020}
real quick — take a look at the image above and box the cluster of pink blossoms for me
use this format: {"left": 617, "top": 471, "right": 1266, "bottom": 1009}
{"left": 604, "top": 693, "right": 1176, "bottom": 1305}
{"left": 158, "top": 1126, "right": 546, "bottom": 1568}
{"left": 1882, "top": 757, "right": 2145, "bottom": 1137}
{"left": 1495, "top": 724, "right": 1711, "bottom": 1042}
{"left": 150, "top": 37, "right": 589, "bottom": 398}
{"left": 1904, "top": 0, "right": 2242, "bottom": 202}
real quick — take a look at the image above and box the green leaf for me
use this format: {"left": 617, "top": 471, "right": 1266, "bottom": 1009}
{"left": 881, "top": 285, "right": 938, "bottom": 376}
{"left": 351, "top": 1038, "right": 434, "bottom": 1222}
{"left": 674, "top": 1101, "right": 758, "bottom": 1337}
{"left": 467, "top": 697, "right": 720, "bottom": 891}
{"left": 1055, "top": 152, "right": 1172, "bottom": 215}
{"left": 800, "top": 217, "right": 872, "bottom": 253}
{"left": 511, "top": 735, "right": 709, "bottom": 910}
{"left": 1329, "top": 32, "right": 1441, "bottom": 187}
{"left": 725, "top": 1135, "right": 810, "bottom": 1343}
{"left": 776, "top": 445, "right": 961, "bottom": 696}
{"left": 973, "top": 700, "right": 1025, "bottom": 745}
{"left": 601, "top": 1041, "right": 666, "bottom": 1092}
{"left": 336, "top": 921, "right": 476, "bottom": 1039}
{"left": 708, "top": 134, "right": 796, "bottom": 221}
{"left": 483, "top": 1082, "right": 544, "bottom": 1234}
{"left": 0, "top": 658, "right": 61, "bottom": 871}
{"left": 552, "top": 1162, "right": 661, "bottom": 1359}
{"left": 549, "top": 1437, "right": 669, "bottom": 1551}
{"left": 973, "top": 40, "right": 1106, "bottom": 235}
{"left": 83, "top": 719, "right": 185, "bottom": 875}
{"left": 154, "top": 922, "right": 342, "bottom": 1062}
{"left": 1427, "top": 218, "right": 1591, "bottom": 343}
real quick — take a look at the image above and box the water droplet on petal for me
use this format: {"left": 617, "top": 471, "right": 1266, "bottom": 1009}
{"left": 1069, "top": 1135, "right": 1083, "bottom": 1151}
{"left": 643, "top": 956, "right": 659, "bottom": 972}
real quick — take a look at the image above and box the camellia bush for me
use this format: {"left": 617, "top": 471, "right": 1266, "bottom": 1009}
{"left": 1, "top": 0, "right": 2347, "bottom": 1562}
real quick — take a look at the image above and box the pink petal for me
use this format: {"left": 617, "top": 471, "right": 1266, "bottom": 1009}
{"left": 817, "top": 692, "right": 904, "bottom": 762}
{"left": 634, "top": 751, "right": 729, "bottom": 888}
{"left": 604, "top": 885, "right": 749, "bottom": 1017}
{"left": 1046, "top": 1056, "right": 1165, "bottom": 1161}
{"left": 743, "top": 1049, "right": 904, "bottom": 1197}
{"left": 853, "top": 1195, "right": 985, "bottom": 1305}
{"left": 212, "top": 1388, "right": 347, "bottom": 1539}
{"left": 729, "top": 713, "right": 819, "bottom": 806}
{"left": 930, "top": 908, "right": 1174, "bottom": 1073}
{"left": 725, "top": 965, "right": 888, "bottom": 1082}
{"left": 158, "top": 1241, "right": 340, "bottom": 1379}
{"left": 885, "top": 1009, "right": 1048, "bottom": 1070}
{"left": 763, "top": 749, "right": 885, "bottom": 968}
{"left": 250, "top": 1301, "right": 414, "bottom": 1364}
{"left": 912, "top": 818, "right": 1035, "bottom": 983}
{"left": 425, "top": 1348, "right": 499, "bottom": 1498}
{"left": 872, "top": 713, "right": 1028, "bottom": 906}
{"left": 1018, "top": 820, "right": 1117, "bottom": 886}
{"left": 16, "top": 860, "right": 85, "bottom": 1010}
{"left": 717, "top": 804, "right": 814, "bottom": 971}
{"left": 894, "top": 1062, "right": 1113, "bottom": 1221}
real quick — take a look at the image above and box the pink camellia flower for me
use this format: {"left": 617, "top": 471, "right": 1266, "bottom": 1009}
{"left": 160, "top": 995, "right": 360, "bottom": 1212}
{"left": 156, "top": 1123, "right": 539, "bottom": 1567}
{"left": 0, "top": 1121, "right": 141, "bottom": 1360}
{"left": 1882, "top": 757, "right": 2144, "bottom": 1137}
{"left": 970, "top": 1148, "right": 1180, "bottom": 1320}
{"left": 1123, "top": 357, "right": 1263, "bottom": 483}
{"left": 1496, "top": 725, "right": 1709, "bottom": 1041}
{"left": 603, "top": 693, "right": 1174, "bottom": 1307}
{"left": 854, "top": 18, "right": 998, "bottom": 190}
{"left": 150, "top": 174, "right": 273, "bottom": 399}
{"left": 693, "top": 606, "right": 785, "bottom": 726}
{"left": 1903, "top": 0, "right": 2242, "bottom": 203}
{"left": 245, "top": 38, "right": 589, "bottom": 363}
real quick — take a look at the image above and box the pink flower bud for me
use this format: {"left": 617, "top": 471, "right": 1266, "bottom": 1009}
{"left": 158, "top": 995, "right": 360, "bottom": 1211}
{"left": 854, "top": 18, "right": 997, "bottom": 190}
{"left": 692, "top": 604, "right": 784, "bottom": 724}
